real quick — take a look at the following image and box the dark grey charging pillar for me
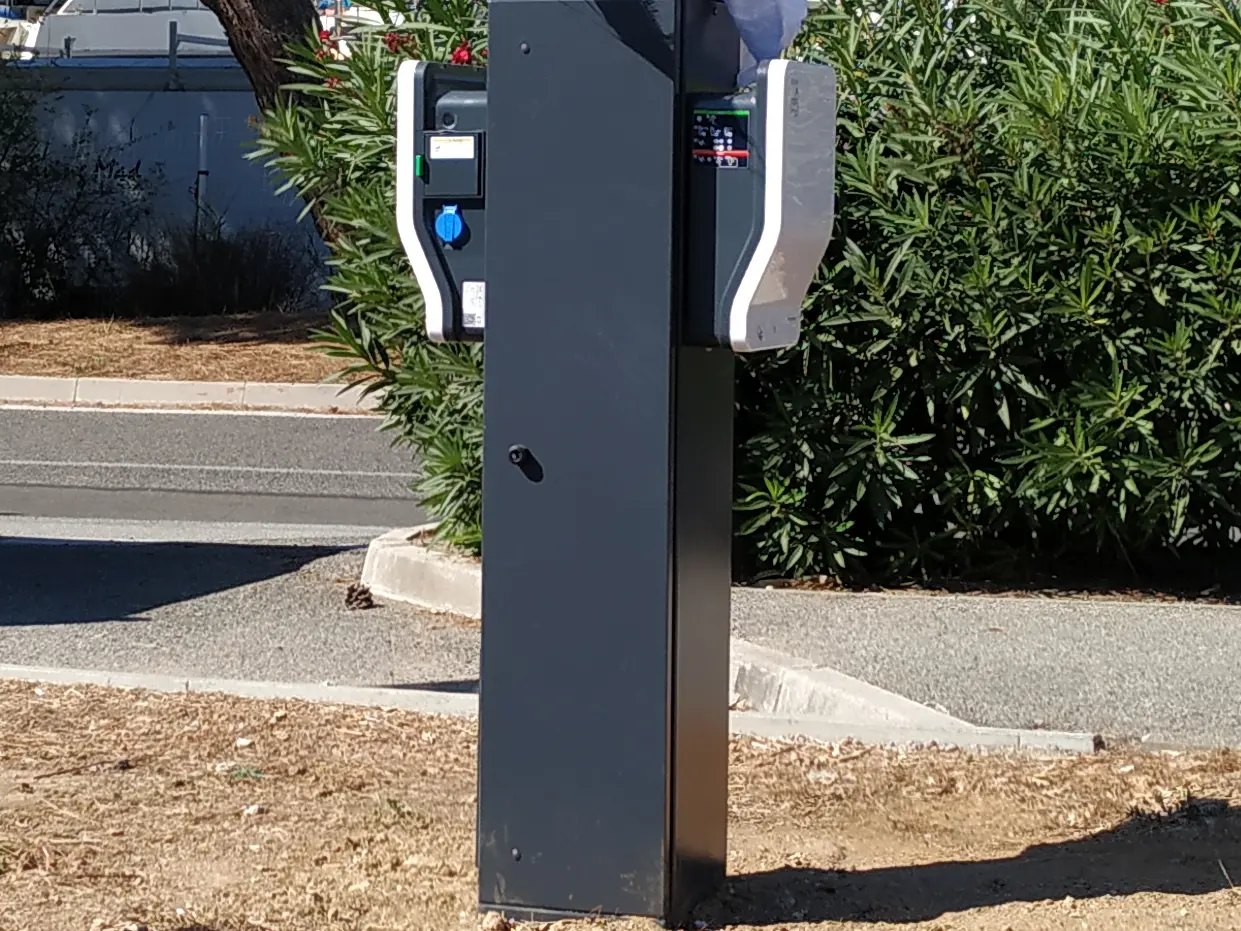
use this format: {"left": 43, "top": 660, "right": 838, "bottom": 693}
{"left": 478, "top": 0, "right": 739, "bottom": 924}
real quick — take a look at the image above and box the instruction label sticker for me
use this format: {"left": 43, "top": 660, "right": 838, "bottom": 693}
{"left": 429, "top": 135, "right": 475, "bottom": 160}
{"left": 462, "top": 280, "right": 485, "bottom": 329}
{"left": 691, "top": 109, "right": 750, "bottom": 169}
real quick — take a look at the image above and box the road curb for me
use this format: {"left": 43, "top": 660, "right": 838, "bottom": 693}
{"left": 731, "top": 712, "right": 1098, "bottom": 752}
{"left": 359, "top": 527, "right": 1102, "bottom": 754}
{"left": 361, "top": 525, "right": 480, "bottom": 617}
{"left": 0, "top": 664, "right": 1095, "bottom": 753}
{"left": 731, "top": 639, "right": 970, "bottom": 729}
{"left": 0, "top": 664, "right": 477, "bottom": 717}
{"left": 0, "top": 375, "right": 381, "bottom": 412}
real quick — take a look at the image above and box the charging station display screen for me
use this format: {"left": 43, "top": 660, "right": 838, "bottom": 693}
{"left": 692, "top": 109, "right": 750, "bottom": 169}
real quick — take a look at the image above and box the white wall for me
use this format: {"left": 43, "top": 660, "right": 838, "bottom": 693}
{"left": 25, "top": 65, "right": 317, "bottom": 245}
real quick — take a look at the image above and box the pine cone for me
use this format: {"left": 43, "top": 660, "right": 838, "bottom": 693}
{"left": 345, "top": 582, "right": 375, "bottom": 610}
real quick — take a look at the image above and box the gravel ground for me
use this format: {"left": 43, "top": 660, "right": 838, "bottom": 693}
{"left": 1, "top": 680, "right": 1239, "bottom": 931}
{"left": 6, "top": 529, "right": 1241, "bottom": 748}
{"left": 731, "top": 587, "right": 1241, "bottom": 748}
{"left": 0, "top": 545, "right": 479, "bottom": 692}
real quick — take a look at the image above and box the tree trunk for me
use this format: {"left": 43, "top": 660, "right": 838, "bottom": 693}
{"left": 201, "top": 0, "right": 338, "bottom": 241}
{"left": 200, "top": 0, "right": 318, "bottom": 113}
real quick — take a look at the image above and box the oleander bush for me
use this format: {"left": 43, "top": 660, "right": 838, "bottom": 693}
{"left": 258, "top": 0, "right": 1241, "bottom": 587}
{"left": 255, "top": 0, "right": 487, "bottom": 548}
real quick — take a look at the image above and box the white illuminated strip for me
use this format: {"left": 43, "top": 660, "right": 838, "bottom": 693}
{"left": 395, "top": 61, "right": 447, "bottom": 343}
{"left": 728, "top": 58, "right": 788, "bottom": 352}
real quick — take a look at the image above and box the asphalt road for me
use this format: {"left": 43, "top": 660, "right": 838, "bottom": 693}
{"left": 0, "top": 405, "right": 464, "bottom": 690}
{"left": 0, "top": 406, "right": 425, "bottom": 528}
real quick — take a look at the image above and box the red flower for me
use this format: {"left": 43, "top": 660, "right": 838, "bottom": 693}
{"left": 314, "top": 47, "right": 328, "bottom": 60}
{"left": 325, "top": 76, "right": 342, "bottom": 89}
{"left": 319, "top": 28, "right": 332, "bottom": 40}
{"left": 451, "top": 41, "right": 473, "bottom": 65}
{"left": 480, "top": 47, "right": 487, "bottom": 59}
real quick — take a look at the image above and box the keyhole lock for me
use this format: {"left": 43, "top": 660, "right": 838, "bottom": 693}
{"left": 507, "top": 444, "right": 544, "bottom": 482}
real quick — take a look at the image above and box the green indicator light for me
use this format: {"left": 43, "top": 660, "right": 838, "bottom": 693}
{"left": 414, "top": 154, "right": 425, "bottom": 178}
{"left": 694, "top": 109, "right": 750, "bottom": 117}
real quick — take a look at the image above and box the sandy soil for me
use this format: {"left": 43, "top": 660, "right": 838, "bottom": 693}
{"left": 0, "top": 315, "right": 341, "bottom": 383}
{"left": 1, "top": 680, "right": 1238, "bottom": 931}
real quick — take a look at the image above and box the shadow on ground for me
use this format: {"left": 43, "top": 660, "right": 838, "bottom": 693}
{"left": 380, "top": 678, "right": 479, "bottom": 693}
{"left": 0, "top": 539, "right": 347, "bottom": 626}
{"left": 697, "top": 798, "right": 1241, "bottom": 925}
{"left": 132, "top": 311, "right": 332, "bottom": 346}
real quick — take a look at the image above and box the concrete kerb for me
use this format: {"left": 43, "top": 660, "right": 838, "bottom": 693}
{"left": 360, "top": 526, "right": 1102, "bottom": 754}
{"left": 0, "top": 375, "right": 76, "bottom": 402}
{"left": 731, "top": 638, "right": 973, "bottom": 729}
{"left": 361, "top": 525, "right": 481, "bottom": 618}
{"left": 76, "top": 377, "right": 245, "bottom": 406}
{"left": 0, "top": 375, "right": 382, "bottom": 412}
{"left": 0, "top": 664, "right": 1091, "bottom": 754}
{"left": 0, "top": 664, "right": 477, "bottom": 718}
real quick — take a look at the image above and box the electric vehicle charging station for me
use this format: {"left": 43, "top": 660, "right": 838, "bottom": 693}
{"left": 396, "top": 1, "right": 836, "bottom": 924}
{"left": 397, "top": 57, "right": 836, "bottom": 353}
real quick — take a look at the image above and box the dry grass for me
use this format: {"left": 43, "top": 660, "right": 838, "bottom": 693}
{"left": 0, "top": 315, "right": 342, "bottom": 383}
{"left": 1, "top": 680, "right": 1239, "bottom": 931}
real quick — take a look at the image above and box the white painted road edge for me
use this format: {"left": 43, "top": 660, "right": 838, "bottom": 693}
{"left": 0, "top": 516, "right": 391, "bottom": 545}
{"left": 0, "top": 458, "right": 407, "bottom": 479}
{"left": 0, "top": 404, "right": 372, "bottom": 420}
{"left": 0, "top": 375, "right": 382, "bottom": 412}
{"left": 0, "top": 664, "right": 1097, "bottom": 753}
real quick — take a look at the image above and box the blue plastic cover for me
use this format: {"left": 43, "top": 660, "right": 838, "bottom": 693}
{"left": 722, "top": 0, "right": 808, "bottom": 84}
{"left": 435, "top": 205, "right": 465, "bottom": 245}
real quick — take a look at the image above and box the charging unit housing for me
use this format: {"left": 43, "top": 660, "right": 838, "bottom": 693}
{"left": 395, "top": 5, "right": 837, "bottom": 922}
